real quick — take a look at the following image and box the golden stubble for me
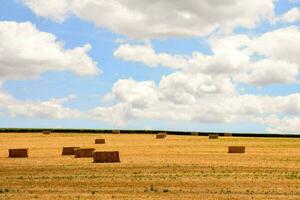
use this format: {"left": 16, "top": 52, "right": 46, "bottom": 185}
{"left": 0, "top": 133, "right": 299, "bottom": 200}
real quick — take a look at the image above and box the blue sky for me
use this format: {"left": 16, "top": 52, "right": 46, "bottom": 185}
{"left": 0, "top": 0, "right": 300, "bottom": 133}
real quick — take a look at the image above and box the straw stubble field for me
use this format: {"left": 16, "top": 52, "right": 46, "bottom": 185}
{"left": 0, "top": 133, "right": 299, "bottom": 199}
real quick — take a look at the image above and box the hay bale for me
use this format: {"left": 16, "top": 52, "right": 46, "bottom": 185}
{"left": 112, "top": 130, "right": 120, "bottom": 134}
{"left": 228, "top": 146, "right": 246, "bottom": 153}
{"left": 95, "top": 139, "right": 105, "bottom": 144}
{"left": 42, "top": 131, "right": 51, "bottom": 135}
{"left": 224, "top": 133, "right": 232, "bottom": 137}
{"left": 9, "top": 149, "right": 28, "bottom": 158}
{"left": 209, "top": 134, "right": 219, "bottom": 139}
{"left": 191, "top": 132, "right": 198, "bottom": 136}
{"left": 62, "top": 147, "right": 79, "bottom": 155}
{"left": 93, "top": 151, "right": 120, "bottom": 163}
{"left": 74, "top": 148, "right": 95, "bottom": 158}
{"left": 156, "top": 132, "right": 166, "bottom": 139}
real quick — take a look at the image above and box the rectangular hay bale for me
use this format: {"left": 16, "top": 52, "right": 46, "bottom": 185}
{"left": 42, "top": 131, "right": 51, "bottom": 134}
{"left": 62, "top": 147, "right": 79, "bottom": 155}
{"left": 228, "top": 146, "right": 246, "bottom": 153}
{"left": 93, "top": 151, "right": 120, "bottom": 163}
{"left": 9, "top": 149, "right": 28, "bottom": 158}
{"left": 156, "top": 132, "right": 167, "bottom": 139}
{"left": 74, "top": 148, "right": 95, "bottom": 158}
{"left": 95, "top": 139, "right": 105, "bottom": 144}
{"left": 209, "top": 134, "right": 219, "bottom": 139}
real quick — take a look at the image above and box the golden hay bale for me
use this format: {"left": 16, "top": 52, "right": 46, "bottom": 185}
{"left": 224, "top": 133, "right": 232, "bottom": 137}
{"left": 95, "top": 139, "right": 105, "bottom": 144}
{"left": 156, "top": 132, "right": 166, "bottom": 139}
{"left": 191, "top": 132, "right": 198, "bottom": 136}
{"left": 9, "top": 149, "right": 28, "bottom": 158}
{"left": 112, "top": 130, "right": 120, "bottom": 134}
{"left": 228, "top": 146, "right": 246, "bottom": 153}
{"left": 93, "top": 151, "right": 120, "bottom": 163}
{"left": 209, "top": 134, "right": 219, "bottom": 139}
{"left": 62, "top": 147, "right": 80, "bottom": 155}
{"left": 74, "top": 148, "right": 95, "bottom": 158}
{"left": 42, "top": 131, "right": 51, "bottom": 135}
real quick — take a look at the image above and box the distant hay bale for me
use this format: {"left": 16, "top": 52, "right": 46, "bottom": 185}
{"left": 42, "top": 131, "right": 51, "bottom": 135}
{"left": 228, "top": 146, "right": 246, "bottom": 153}
{"left": 224, "top": 133, "right": 232, "bottom": 137}
{"left": 191, "top": 132, "right": 198, "bottom": 136}
{"left": 156, "top": 132, "right": 167, "bottom": 139}
{"left": 112, "top": 130, "right": 120, "bottom": 134}
{"left": 74, "top": 148, "right": 95, "bottom": 158}
{"left": 62, "top": 147, "right": 79, "bottom": 155}
{"left": 93, "top": 151, "right": 120, "bottom": 163}
{"left": 95, "top": 139, "right": 105, "bottom": 144}
{"left": 9, "top": 149, "right": 28, "bottom": 158}
{"left": 209, "top": 134, "right": 219, "bottom": 139}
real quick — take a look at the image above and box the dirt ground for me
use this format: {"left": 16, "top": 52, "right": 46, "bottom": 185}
{"left": 0, "top": 133, "right": 299, "bottom": 199}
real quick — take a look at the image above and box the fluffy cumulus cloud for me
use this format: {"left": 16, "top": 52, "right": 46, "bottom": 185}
{"left": 0, "top": 21, "right": 100, "bottom": 82}
{"left": 279, "top": 7, "right": 300, "bottom": 23}
{"left": 115, "top": 26, "right": 300, "bottom": 86}
{"left": 257, "top": 116, "right": 300, "bottom": 133}
{"left": 0, "top": 21, "right": 101, "bottom": 121}
{"left": 13, "top": 1, "right": 300, "bottom": 133}
{"left": 92, "top": 26, "right": 300, "bottom": 133}
{"left": 24, "top": 0, "right": 72, "bottom": 22}
{"left": 23, "top": 0, "right": 275, "bottom": 38}
{"left": 0, "top": 89, "right": 82, "bottom": 120}
{"left": 92, "top": 78, "right": 300, "bottom": 132}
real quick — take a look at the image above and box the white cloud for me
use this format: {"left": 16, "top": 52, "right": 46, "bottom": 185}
{"left": 280, "top": 7, "right": 300, "bottom": 23}
{"left": 23, "top": 0, "right": 275, "bottom": 38}
{"left": 91, "top": 103, "right": 132, "bottom": 126}
{"left": 93, "top": 25, "right": 300, "bottom": 133}
{"left": 257, "top": 115, "right": 300, "bottom": 133}
{"left": 115, "top": 26, "right": 300, "bottom": 86}
{"left": 236, "top": 59, "right": 299, "bottom": 85}
{"left": 159, "top": 72, "right": 236, "bottom": 104}
{"left": 92, "top": 79, "right": 300, "bottom": 133}
{"left": 8, "top": 96, "right": 82, "bottom": 120}
{"left": 249, "top": 26, "right": 300, "bottom": 65}
{"left": 114, "top": 44, "right": 188, "bottom": 69}
{"left": 23, "top": 0, "right": 72, "bottom": 22}
{"left": 0, "top": 21, "right": 101, "bottom": 81}
{"left": 114, "top": 41, "right": 250, "bottom": 73}
{"left": 0, "top": 89, "right": 82, "bottom": 120}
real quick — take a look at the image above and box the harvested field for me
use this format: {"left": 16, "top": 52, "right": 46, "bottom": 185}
{"left": 0, "top": 133, "right": 300, "bottom": 200}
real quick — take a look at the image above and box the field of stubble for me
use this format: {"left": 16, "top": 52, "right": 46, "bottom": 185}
{"left": 0, "top": 133, "right": 299, "bottom": 200}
